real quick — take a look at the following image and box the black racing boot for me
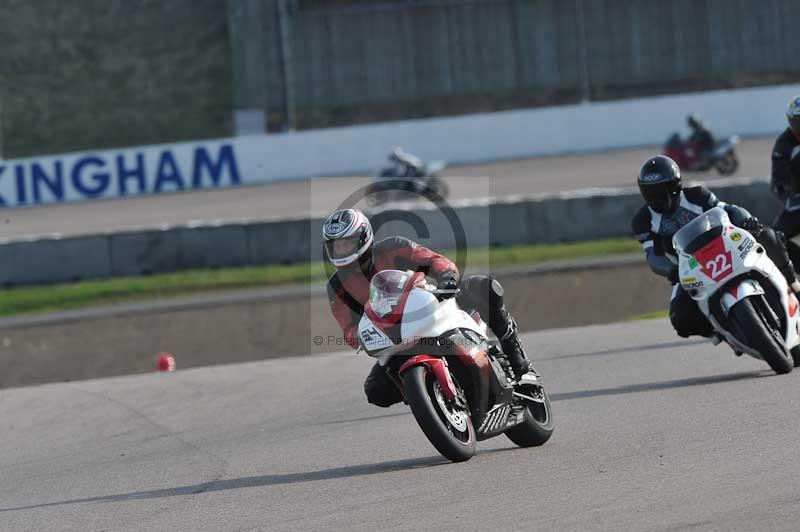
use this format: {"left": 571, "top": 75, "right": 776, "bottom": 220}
{"left": 498, "top": 317, "right": 534, "bottom": 380}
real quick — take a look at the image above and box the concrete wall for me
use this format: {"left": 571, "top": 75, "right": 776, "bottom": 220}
{"left": 0, "top": 177, "right": 781, "bottom": 286}
{"left": 3, "top": 83, "right": 798, "bottom": 209}
{"left": 0, "top": 0, "right": 233, "bottom": 159}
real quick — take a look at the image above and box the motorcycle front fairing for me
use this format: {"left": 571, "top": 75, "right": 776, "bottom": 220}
{"left": 399, "top": 287, "right": 513, "bottom": 430}
{"left": 400, "top": 289, "right": 488, "bottom": 342}
{"left": 357, "top": 269, "right": 519, "bottom": 431}
{"left": 674, "top": 207, "right": 800, "bottom": 358}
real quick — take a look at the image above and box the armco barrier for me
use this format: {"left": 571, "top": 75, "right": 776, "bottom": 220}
{"left": 246, "top": 216, "right": 327, "bottom": 265}
{"left": 0, "top": 177, "right": 782, "bottom": 286}
{"left": 0, "top": 235, "right": 111, "bottom": 285}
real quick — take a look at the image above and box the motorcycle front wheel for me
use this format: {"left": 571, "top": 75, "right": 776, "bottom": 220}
{"left": 403, "top": 365, "right": 476, "bottom": 462}
{"left": 729, "top": 296, "right": 792, "bottom": 374}
{"left": 505, "top": 386, "right": 554, "bottom": 447}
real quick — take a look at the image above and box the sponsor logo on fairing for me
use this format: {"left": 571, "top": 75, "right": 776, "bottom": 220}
{"left": 738, "top": 237, "right": 754, "bottom": 259}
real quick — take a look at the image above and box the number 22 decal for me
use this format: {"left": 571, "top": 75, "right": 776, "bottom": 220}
{"left": 694, "top": 237, "right": 733, "bottom": 282}
{"left": 705, "top": 253, "right": 732, "bottom": 281}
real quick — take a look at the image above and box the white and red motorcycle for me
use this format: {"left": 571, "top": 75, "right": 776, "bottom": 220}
{"left": 357, "top": 269, "right": 553, "bottom": 462}
{"left": 673, "top": 206, "right": 800, "bottom": 374}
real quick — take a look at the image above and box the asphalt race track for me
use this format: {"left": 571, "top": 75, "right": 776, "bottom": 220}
{"left": 1, "top": 138, "right": 773, "bottom": 239}
{"left": 3, "top": 318, "right": 800, "bottom": 532}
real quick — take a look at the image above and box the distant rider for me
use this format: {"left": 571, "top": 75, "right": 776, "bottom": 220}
{"left": 323, "top": 208, "right": 536, "bottom": 407}
{"left": 770, "top": 95, "right": 800, "bottom": 266}
{"left": 388, "top": 147, "right": 425, "bottom": 178}
{"left": 631, "top": 155, "right": 800, "bottom": 339}
{"left": 686, "top": 113, "right": 715, "bottom": 170}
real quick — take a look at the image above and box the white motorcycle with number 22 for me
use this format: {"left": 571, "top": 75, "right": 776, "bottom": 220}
{"left": 673, "top": 206, "right": 800, "bottom": 374}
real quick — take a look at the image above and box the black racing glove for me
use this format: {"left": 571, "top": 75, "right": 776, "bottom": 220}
{"left": 740, "top": 217, "right": 762, "bottom": 232}
{"left": 436, "top": 277, "right": 459, "bottom": 299}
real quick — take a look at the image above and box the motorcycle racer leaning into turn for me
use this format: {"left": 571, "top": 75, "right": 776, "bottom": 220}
{"left": 388, "top": 147, "right": 425, "bottom": 178}
{"left": 631, "top": 155, "right": 800, "bottom": 339}
{"left": 770, "top": 95, "right": 800, "bottom": 267}
{"left": 323, "top": 208, "right": 537, "bottom": 407}
{"left": 686, "top": 113, "right": 715, "bottom": 170}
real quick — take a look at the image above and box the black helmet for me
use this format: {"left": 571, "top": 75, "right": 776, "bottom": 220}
{"left": 787, "top": 96, "right": 800, "bottom": 136}
{"left": 686, "top": 113, "right": 701, "bottom": 129}
{"left": 638, "top": 155, "right": 682, "bottom": 214}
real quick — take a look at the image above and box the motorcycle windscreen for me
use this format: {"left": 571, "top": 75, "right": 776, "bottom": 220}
{"left": 369, "top": 270, "right": 413, "bottom": 318}
{"left": 673, "top": 207, "right": 728, "bottom": 255}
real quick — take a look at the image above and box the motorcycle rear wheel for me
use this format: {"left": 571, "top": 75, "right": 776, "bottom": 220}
{"left": 505, "top": 387, "right": 554, "bottom": 447}
{"left": 403, "top": 365, "right": 476, "bottom": 462}
{"left": 715, "top": 153, "right": 739, "bottom": 176}
{"left": 424, "top": 176, "right": 449, "bottom": 203}
{"left": 729, "top": 297, "right": 792, "bottom": 374}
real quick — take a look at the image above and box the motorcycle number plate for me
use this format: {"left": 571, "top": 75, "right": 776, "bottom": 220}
{"left": 694, "top": 237, "right": 733, "bottom": 283}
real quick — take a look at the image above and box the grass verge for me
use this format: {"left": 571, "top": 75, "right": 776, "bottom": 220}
{"left": 0, "top": 237, "right": 641, "bottom": 318}
{"left": 625, "top": 310, "right": 669, "bottom": 322}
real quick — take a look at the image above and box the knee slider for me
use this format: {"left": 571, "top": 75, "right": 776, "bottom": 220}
{"left": 489, "top": 278, "right": 504, "bottom": 298}
{"left": 463, "top": 275, "right": 503, "bottom": 298}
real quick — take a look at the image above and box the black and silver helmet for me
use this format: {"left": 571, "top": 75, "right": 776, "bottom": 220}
{"left": 638, "top": 155, "right": 682, "bottom": 214}
{"left": 322, "top": 209, "right": 374, "bottom": 268}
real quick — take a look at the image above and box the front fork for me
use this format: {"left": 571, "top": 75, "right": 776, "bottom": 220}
{"left": 397, "top": 355, "right": 458, "bottom": 401}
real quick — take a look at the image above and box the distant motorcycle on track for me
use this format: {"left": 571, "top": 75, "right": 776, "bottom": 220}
{"left": 357, "top": 269, "right": 553, "bottom": 462}
{"left": 663, "top": 133, "right": 740, "bottom": 176}
{"left": 366, "top": 148, "right": 449, "bottom": 207}
{"left": 673, "top": 206, "right": 800, "bottom": 374}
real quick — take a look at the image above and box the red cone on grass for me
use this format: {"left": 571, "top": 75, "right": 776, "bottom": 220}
{"left": 156, "top": 352, "right": 176, "bottom": 372}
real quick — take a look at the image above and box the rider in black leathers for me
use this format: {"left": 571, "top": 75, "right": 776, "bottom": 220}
{"left": 687, "top": 113, "right": 715, "bottom": 171}
{"left": 631, "top": 155, "right": 800, "bottom": 339}
{"left": 770, "top": 95, "right": 800, "bottom": 267}
{"left": 388, "top": 147, "right": 425, "bottom": 178}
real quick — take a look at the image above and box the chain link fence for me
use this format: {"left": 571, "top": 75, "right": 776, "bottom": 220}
{"left": 230, "top": 0, "right": 800, "bottom": 132}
